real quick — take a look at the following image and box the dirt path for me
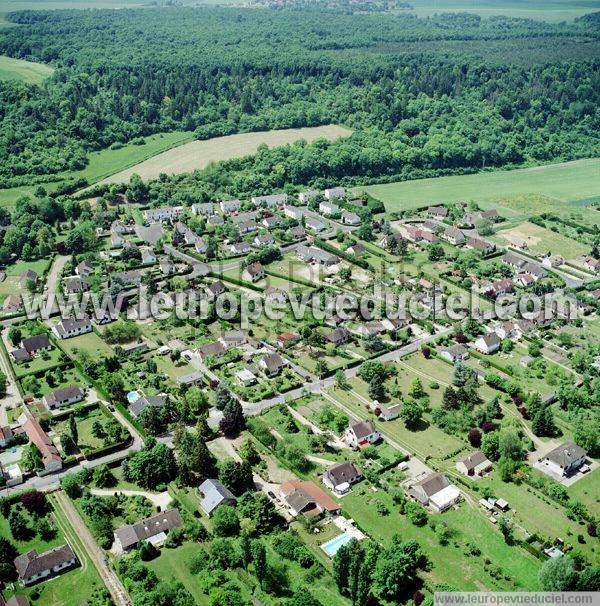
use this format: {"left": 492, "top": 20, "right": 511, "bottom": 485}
{"left": 90, "top": 488, "right": 171, "bottom": 510}
{"left": 52, "top": 490, "right": 131, "bottom": 606}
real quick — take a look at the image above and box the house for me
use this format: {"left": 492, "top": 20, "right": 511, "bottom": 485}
{"left": 298, "top": 190, "right": 319, "bottom": 204}
{"left": 111, "top": 220, "right": 132, "bottom": 234}
{"left": 502, "top": 252, "right": 527, "bottom": 271}
{"left": 243, "top": 262, "right": 265, "bottom": 283}
{"left": 14, "top": 545, "right": 76, "bottom": 585}
{"left": 481, "top": 209, "right": 498, "bottom": 221}
{"left": 341, "top": 211, "right": 360, "bottom": 225}
{"left": 0, "top": 425, "right": 14, "bottom": 447}
{"left": 262, "top": 215, "right": 281, "bottom": 229}
{"left": 5, "top": 596, "right": 30, "bottom": 606}
{"left": 443, "top": 227, "right": 465, "bottom": 245}
{"left": 427, "top": 206, "right": 448, "bottom": 219}
{"left": 175, "top": 372, "right": 204, "bottom": 387}
{"left": 113, "top": 269, "right": 143, "bottom": 288}
{"left": 220, "top": 199, "right": 242, "bottom": 213}
{"left": 129, "top": 394, "right": 167, "bottom": 419}
{"left": 182, "top": 229, "right": 199, "bottom": 246}
{"left": 207, "top": 214, "right": 224, "bottom": 226}
{"left": 135, "top": 223, "right": 164, "bottom": 245}
{"left": 142, "top": 206, "right": 184, "bottom": 223}
{"left": 516, "top": 273, "right": 535, "bottom": 288}
{"left": 139, "top": 246, "right": 156, "bottom": 265}
{"left": 253, "top": 233, "right": 274, "bottom": 248}
{"left": 238, "top": 220, "right": 258, "bottom": 235}
{"left": 259, "top": 353, "right": 287, "bottom": 377}
{"left": 191, "top": 202, "right": 214, "bottom": 217}
{"left": 357, "top": 320, "right": 386, "bottom": 338}
{"left": 197, "top": 341, "right": 227, "bottom": 362}
{"left": 114, "top": 509, "right": 183, "bottom": 551}
{"left": 52, "top": 316, "right": 92, "bottom": 339}
{"left": 20, "top": 334, "right": 52, "bottom": 356}
{"left": 495, "top": 321, "right": 517, "bottom": 340}
{"left": 319, "top": 201, "right": 340, "bottom": 216}
{"left": 3, "top": 294, "right": 24, "bottom": 315}
{"left": 326, "top": 327, "right": 351, "bottom": 346}
{"left": 284, "top": 205, "right": 305, "bottom": 220}
{"left": 288, "top": 226, "right": 306, "bottom": 240}
{"left": 376, "top": 403, "right": 401, "bottom": 421}
{"left": 264, "top": 286, "right": 287, "bottom": 304}
{"left": 63, "top": 277, "right": 89, "bottom": 295}
{"left": 75, "top": 261, "right": 93, "bottom": 278}
{"left": 43, "top": 386, "right": 84, "bottom": 410}
{"left": 524, "top": 262, "right": 546, "bottom": 280}
{"left": 296, "top": 245, "right": 339, "bottom": 266}
{"left": 280, "top": 480, "right": 340, "bottom": 517}
{"left": 466, "top": 238, "right": 495, "bottom": 255}
{"left": 346, "top": 243, "right": 365, "bottom": 256}
{"left": 159, "top": 259, "right": 176, "bottom": 275}
{"left": 474, "top": 332, "right": 501, "bottom": 354}
{"left": 236, "top": 368, "right": 257, "bottom": 387}
{"left": 323, "top": 462, "right": 362, "bottom": 495}
{"left": 456, "top": 451, "right": 492, "bottom": 477}
{"left": 198, "top": 479, "right": 237, "bottom": 516}
{"left": 276, "top": 332, "right": 300, "bottom": 348}
{"left": 251, "top": 194, "right": 287, "bottom": 208}
{"left": 409, "top": 472, "right": 460, "bottom": 512}
{"left": 460, "top": 213, "right": 479, "bottom": 228}
{"left": 230, "top": 242, "right": 251, "bottom": 255}
{"left": 485, "top": 279, "right": 514, "bottom": 298}
{"left": 439, "top": 344, "right": 469, "bottom": 364}
{"left": 582, "top": 256, "right": 600, "bottom": 274}
{"left": 324, "top": 187, "right": 345, "bottom": 201}
{"left": 540, "top": 443, "right": 587, "bottom": 477}
{"left": 305, "top": 217, "right": 326, "bottom": 232}
{"left": 345, "top": 420, "right": 380, "bottom": 448}
{"left": 19, "top": 270, "right": 39, "bottom": 291}
{"left": 23, "top": 417, "right": 62, "bottom": 474}
{"left": 205, "top": 280, "right": 226, "bottom": 299}
{"left": 194, "top": 238, "right": 207, "bottom": 255}
{"left": 219, "top": 330, "right": 246, "bottom": 349}
{"left": 542, "top": 255, "right": 565, "bottom": 268}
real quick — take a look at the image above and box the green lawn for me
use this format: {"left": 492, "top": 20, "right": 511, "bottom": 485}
{"left": 0, "top": 258, "right": 52, "bottom": 305}
{"left": 568, "top": 467, "right": 600, "bottom": 518}
{"left": 59, "top": 330, "right": 116, "bottom": 362}
{"left": 363, "top": 158, "right": 600, "bottom": 219}
{"left": 0, "top": 54, "right": 54, "bottom": 84}
{"left": 14, "top": 347, "right": 65, "bottom": 379}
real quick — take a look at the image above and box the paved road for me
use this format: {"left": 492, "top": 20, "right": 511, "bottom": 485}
{"left": 52, "top": 491, "right": 132, "bottom": 606}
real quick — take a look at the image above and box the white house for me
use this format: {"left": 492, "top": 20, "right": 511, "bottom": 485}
{"left": 319, "top": 201, "right": 340, "bottom": 216}
{"left": 243, "top": 262, "right": 265, "bottom": 283}
{"left": 143, "top": 206, "right": 184, "bottom": 223}
{"left": 52, "top": 316, "right": 93, "bottom": 339}
{"left": 323, "top": 461, "right": 362, "bottom": 495}
{"left": 43, "top": 386, "right": 84, "bottom": 410}
{"left": 15, "top": 545, "right": 77, "bottom": 585}
{"left": 474, "top": 332, "right": 500, "bottom": 354}
{"left": 236, "top": 368, "right": 257, "bottom": 387}
{"left": 409, "top": 472, "right": 460, "bottom": 512}
{"left": 251, "top": 193, "right": 287, "bottom": 208}
{"left": 284, "top": 205, "right": 305, "bottom": 220}
{"left": 220, "top": 199, "right": 242, "bottom": 213}
{"left": 341, "top": 211, "right": 360, "bottom": 225}
{"left": 324, "top": 187, "right": 345, "bottom": 201}
{"left": 344, "top": 420, "right": 380, "bottom": 448}
{"left": 539, "top": 443, "right": 587, "bottom": 477}
{"left": 298, "top": 190, "right": 319, "bottom": 204}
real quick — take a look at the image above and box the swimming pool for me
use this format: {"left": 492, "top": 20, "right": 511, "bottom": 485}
{"left": 127, "top": 391, "right": 141, "bottom": 404}
{"left": 320, "top": 532, "right": 353, "bottom": 557}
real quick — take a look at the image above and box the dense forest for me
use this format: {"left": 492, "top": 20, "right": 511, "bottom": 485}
{"left": 0, "top": 7, "right": 599, "bottom": 190}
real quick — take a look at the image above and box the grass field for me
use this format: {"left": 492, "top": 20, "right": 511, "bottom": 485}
{"left": 0, "top": 55, "right": 53, "bottom": 84}
{"left": 92, "top": 124, "right": 352, "bottom": 186}
{"left": 363, "top": 158, "right": 600, "bottom": 220}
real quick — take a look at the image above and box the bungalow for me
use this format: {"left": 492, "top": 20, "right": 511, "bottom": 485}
{"left": 374, "top": 403, "right": 400, "bottom": 422}
{"left": 191, "top": 202, "right": 214, "bottom": 217}
{"left": 284, "top": 205, "right": 305, "bottom": 220}
{"left": 485, "top": 279, "right": 514, "bottom": 298}
{"left": 427, "top": 206, "right": 448, "bottom": 219}
{"left": 259, "top": 353, "right": 287, "bottom": 377}
{"left": 481, "top": 209, "right": 499, "bottom": 221}
{"left": 298, "top": 190, "right": 319, "bottom": 204}
{"left": 243, "top": 262, "right": 265, "bottom": 283}
{"left": 409, "top": 472, "right": 460, "bottom": 512}
{"left": 52, "top": 316, "right": 92, "bottom": 339}
{"left": 288, "top": 226, "right": 306, "bottom": 241}
{"left": 219, "top": 329, "right": 246, "bottom": 348}
{"left": 182, "top": 229, "right": 199, "bottom": 246}
{"left": 344, "top": 420, "right": 380, "bottom": 448}
{"left": 357, "top": 320, "right": 386, "bottom": 337}
{"left": 252, "top": 194, "right": 287, "bottom": 208}
{"left": 129, "top": 394, "right": 168, "bottom": 419}
{"left": 326, "top": 327, "right": 351, "bottom": 346}
{"left": 110, "top": 232, "right": 125, "bottom": 248}
{"left": 142, "top": 206, "right": 184, "bottom": 223}
{"left": 63, "top": 277, "right": 89, "bottom": 295}
{"left": 135, "top": 223, "right": 164, "bottom": 245}
{"left": 19, "top": 270, "right": 38, "bottom": 290}
{"left": 113, "top": 269, "right": 143, "bottom": 288}
{"left": 75, "top": 261, "right": 93, "bottom": 278}
{"left": 205, "top": 280, "right": 226, "bottom": 299}
{"left": 542, "top": 255, "right": 565, "bottom": 268}
{"left": 582, "top": 256, "right": 600, "bottom": 274}
{"left": 341, "top": 211, "right": 360, "bottom": 225}
{"left": 276, "top": 332, "right": 300, "bottom": 348}
{"left": 524, "top": 262, "right": 546, "bottom": 280}
{"left": 197, "top": 341, "right": 227, "bottom": 362}
{"left": 319, "top": 201, "right": 340, "bottom": 216}
{"left": 3, "top": 294, "right": 24, "bottom": 315}
{"left": 280, "top": 479, "right": 340, "bottom": 517}
{"left": 253, "top": 233, "right": 274, "bottom": 248}
{"left": 502, "top": 252, "right": 527, "bottom": 271}
{"left": 474, "top": 332, "right": 501, "bottom": 354}
{"left": 20, "top": 334, "right": 52, "bottom": 356}
{"left": 194, "top": 238, "right": 207, "bottom": 254}
{"left": 236, "top": 368, "right": 257, "bottom": 387}
{"left": 199, "top": 479, "right": 236, "bottom": 516}
{"left": 23, "top": 417, "right": 62, "bottom": 474}
{"left": 296, "top": 245, "right": 339, "bottom": 266}
{"left": 111, "top": 220, "right": 132, "bottom": 234}
{"left": 175, "top": 372, "right": 204, "bottom": 387}
{"left": 238, "top": 220, "right": 258, "bottom": 235}
{"left": 324, "top": 187, "right": 345, "bottom": 201}
{"left": 323, "top": 461, "right": 362, "bottom": 495}
{"left": 262, "top": 215, "right": 281, "bottom": 229}
{"left": 305, "top": 217, "right": 326, "bottom": 232}
{"left": 495, "top": 321, "right": 517, "bottom": 340}
{"left": 466, "top": 238, "right": 495, "bottom": 255}
{"left": 516, "top": 273, "right": 535, "bottom": 288}
{"left": 207, "top": 214, "right": 224, "bottom": 226}
{"left": 220, "top": 199, "right": 242, "bottom": 213}
{"left": 14, "top": 545, "right": 77, "bottom": 586}
{"left": 114, "top": 509, "right": 183, "bottom": 551}
{"left": 346, "top": 243, "right": 365, "bottom": 256}
{"left": 43, "top": 386, "right": 84, "bottom": 410}
{"left": 456, "top": 451, "right": 492, "bottom": 477}
{"left": 443, "top": 227, "right": 465, "bottom": 245}
{"left": 159, "top": 259, "right": 176, "bottom": 275}
{"left": 439, "top": 344, "right": 469, "bottom": 364}
{"left": 460, "top": 213, "right": 480, "bottom": 228}
{"left": 540, "top": 442, "right": 587, "bottom": 477}
{"left": 139, "top": 246, "right": 156, "bottom": 265}
{"left": 230, "top": 242, "right": 251, "bottom": 255}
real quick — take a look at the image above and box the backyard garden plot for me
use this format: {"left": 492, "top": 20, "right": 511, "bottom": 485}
{"left": 568, "top": 467, "right": 600, "bottom": 518}
{"left": 59, "top": 330, "right": 115, "bottom": 362}
{"left": 0, "top": 258, "right": 51, "bottom": 307}
{"left": 492, "top": 221, "right": 589, "bottom": 260}
{"left": 27, "top": 365, "right": 86, "bottom": 399}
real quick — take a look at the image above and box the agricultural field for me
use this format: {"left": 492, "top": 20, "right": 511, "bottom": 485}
{"left": 363, "top": 158, "right": 600, "bottom": 221}
{"left": 91, "top": 124, "right": 352, "bottom": 187}
{"left": 0, "top": 55, "right": 53, "bottom": 84}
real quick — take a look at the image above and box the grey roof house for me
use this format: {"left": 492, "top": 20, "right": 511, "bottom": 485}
{"left": 199, "top": 479, "right": 237, "bottom": 516}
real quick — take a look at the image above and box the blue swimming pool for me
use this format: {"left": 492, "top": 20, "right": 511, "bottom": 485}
{"left": 127, "top": 391, "right": 141, "bottom": 404}
{"left": 320, "top": 533, "right": 353, "bottom": 557}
